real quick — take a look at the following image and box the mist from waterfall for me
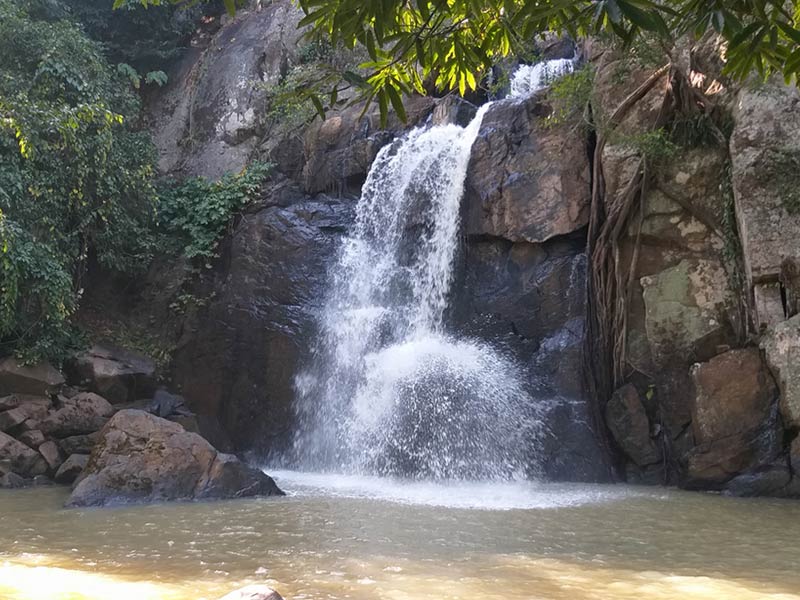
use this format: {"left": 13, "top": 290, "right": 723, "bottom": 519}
{"left": 289, "top": 61, "right": 571, "bottom": 481}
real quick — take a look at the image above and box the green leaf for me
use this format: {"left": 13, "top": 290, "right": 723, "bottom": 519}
{"left": 385, "top": 83, "right": 406, "bottom": 122}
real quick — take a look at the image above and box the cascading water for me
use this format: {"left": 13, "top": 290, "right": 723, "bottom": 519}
{"left": 290, "top": 60, "right": 573, "bottom": 481}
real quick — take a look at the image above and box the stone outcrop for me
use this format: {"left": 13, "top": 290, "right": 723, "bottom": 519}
{"left": 0, "top": 358, "right": 64, "bottom": 396}
{"left": 66, "top": 344, "right": 157, "bottom": 404}
{"left": 66, "top": 410, "right": 283, "bottom": 507}
{"left": 54, "top": 454, "right": 89, "bottom": 485}
{"left": 0, "top": 431, "right": 47, "bottom": 478}
{"left": 464, "top": 93, "right": 590, "bottom": 242}
{"left": 730, "top": 81, "right": 800, "bottom": 329}
{"left": 147, "top": 1, "right": 306, "bottom": 180}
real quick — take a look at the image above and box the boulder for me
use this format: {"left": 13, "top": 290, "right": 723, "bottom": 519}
{"left": 40, "top": 392, "right": 115, "bottom": 438}
{"left": 54, "top": 454, "right": 89, "bottom": 485}
{"left": 0, "top": 357, "right": 64, "bottom": 396}
{"left": 57, "top": 432, "right": 101, "bottom": 455}
{"left": 0, "top": 472, "right": 25, "bottom": 489}
{"left": 0, "top": 431, "right": 47, "bottom": 477}
{"left": 690, "top": 348, "right": 777, "bottom": 444}
{"left": 761, "top": 314, "right": 800, "bottom": 429}
{"left": 38, "top": 440, "right": 62, "bottom": 472}
{"left": 684, "top": 349, "right": 780, "bottom": 488}
{"left": 148, "top": 389, "right": 192, "bottom": 418}
{"left": 464, "top": 93, "right": 590, "bottom": 243}
{"left": 66, "top": 410, "right": 283, "bottom": 507}
{"left": 218, "top": 585, "right": 284, "bottom": 600}
{"left": 66, "top": 344, "right": 157, "bottom": 404}
{"left": 0, "top": 408, "right": 27, "bottom": 432}
{"left": 605, "top": 384, "right": 660, "bottom": 467}
{"left": 17, "top": 429, "right": 45, "bottom": 449}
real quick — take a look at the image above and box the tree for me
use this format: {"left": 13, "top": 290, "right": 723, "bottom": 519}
{"left": 132, "top": 0, "right": 800, "bottom": 120}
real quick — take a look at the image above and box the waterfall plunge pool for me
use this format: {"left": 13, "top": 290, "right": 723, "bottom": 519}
{"left": 2, "top": 473, "right": 800, "bottom": 599}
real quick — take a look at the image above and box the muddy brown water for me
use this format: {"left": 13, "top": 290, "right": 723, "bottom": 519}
{"left": 1, "top": 471, "right": 800, "bottom": 600}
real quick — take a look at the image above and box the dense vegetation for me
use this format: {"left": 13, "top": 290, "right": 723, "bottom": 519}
{"left": 0, "top": 0, "right": 266, "bottom": 364}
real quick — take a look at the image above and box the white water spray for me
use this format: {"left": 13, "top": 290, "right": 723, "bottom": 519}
{"left": 290, "top": 61, "right": 572, "bottom": 481}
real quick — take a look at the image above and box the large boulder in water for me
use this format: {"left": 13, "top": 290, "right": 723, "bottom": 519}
{"left": 66, "top": 409, "right": 283, "bottom": 507}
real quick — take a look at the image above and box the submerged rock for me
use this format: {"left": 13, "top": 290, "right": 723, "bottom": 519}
{"left": 218, "top": 585, "right": 284, "bottom": 600}
{"left": 65, "top": 410, "right": 283, "bottom": 507}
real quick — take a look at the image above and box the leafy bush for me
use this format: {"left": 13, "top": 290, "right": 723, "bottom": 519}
{"left": 0, "top": 0, "right": 158, "bottom": 362}
{"left": 545, "top": 64, "right": 594, "bottom": 129}
{"left": 158, "top": 162, "right": 273, "bottom": 260}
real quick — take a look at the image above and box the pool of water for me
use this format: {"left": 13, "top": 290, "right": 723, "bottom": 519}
{"left": 2, "top": 471, "right": 800, "bottom": 599}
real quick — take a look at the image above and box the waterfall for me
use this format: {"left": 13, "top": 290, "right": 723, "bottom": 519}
{"left": 290, "top": 62, "right": 571, "bottom": 481}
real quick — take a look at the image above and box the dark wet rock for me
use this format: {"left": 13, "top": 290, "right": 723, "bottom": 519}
{"left": 302, "top": 95, "right": 435, "bottom": 195}
{"left": 173, "top": 195, "right": 354, "bottom": 453}
{"left": 724, "top": 464, "right": 792, "bottom": 497}
{"left": 16, "top": 429, "right": 45, "bottom": 449}
{"left": 0, "top": 472, "right": 25, "bottom": 488}
{"left": 54, "top": 454, "right": 89, "bottom": 485}
{"left": 148, "top": 389, "right": 192, "bottom": 418}
{"left": 464, "top": 93, "right": 590, "bottom": 243}
{"left": 66, "top": 410, "right": 283, "bottom": 507}
{"left": 605, "top": 384, "right": 661, "bottom": 468}
{"left": 66, "top": 344, "right": 157, "bottom": 404}
{"left": 0, "top": 431, "right": 47, "bottom": 477}
{"left": 218, "top": 585, "right": 284, "bottom": 600}
{"left": 57, "top": 432, "right": 101, "bottom": 456}
{"left": 167, "top": 414, "right": 201, "bottom": 434}
{"left": 0, "top": 357, "right": 64, "bottom": 396}
{"left": 31, "top": 474, "right": 54, "bottom": 486}
{"left": 38, "top": 440, "right": 62, "bottom": 472}
{"left": 40, "top": 392, "right": 115, "bottom": 438}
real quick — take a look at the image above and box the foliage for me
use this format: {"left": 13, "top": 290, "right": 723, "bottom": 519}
{"left": 0, "top": 0, "right": 158, "bottom": 362}
{"left": 543, "top": 64, "right": 595, "bottom": 128}
{"left": 615, "top": 129, "right": 679, "bottom": 163}
{"left": 138, "top": 0, "right": 800, "bottom": 124}
{"left": 70, "top": 0, "right": 210, "bottom": 72}
{"left": 157, "top": 162, "right": 272, "bottom": 260}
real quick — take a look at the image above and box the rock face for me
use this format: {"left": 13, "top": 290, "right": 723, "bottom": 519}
{"left": 761, "top": 314, "right": 800, "bottom": 429}
{"left": 173, "top": 192, "right": 354, "bottom": 453}
{"left": 66, "top": 344, "right": 156, "bottom": 404}
{"left": 0, "top": 358, "right": 64, "bottom": 396}
{"left": 730, "top": 81, "right": 800, "bottom": 328}
{"left": 0, "top": 431, "right": 47, "bottom": 477}
{"left": 66, "top": 410, "right": 283, "bottom": 507}
{"left": 464, "top": 94, "right": 590, "bottom": 242}
{"left": 148, "top": 1, "right": 306, "bottom": 180}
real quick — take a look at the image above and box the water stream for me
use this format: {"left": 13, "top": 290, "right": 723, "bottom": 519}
{"left": 290, "top": 60, "right": 577, "bottom": 480}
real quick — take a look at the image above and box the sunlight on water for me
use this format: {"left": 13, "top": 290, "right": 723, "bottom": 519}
{"left": 2, "top": 484, "right": 800, "bottom": 599}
